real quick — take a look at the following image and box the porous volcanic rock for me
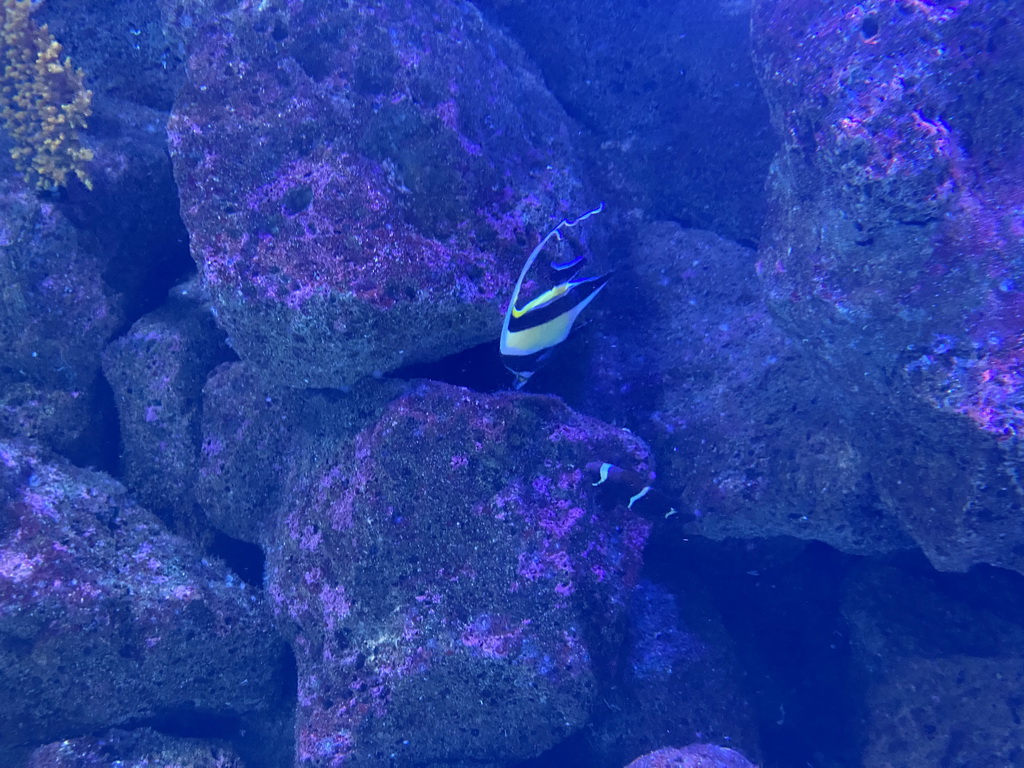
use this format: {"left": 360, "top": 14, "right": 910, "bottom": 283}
{"left": 0, "top": 440, "right": 286, "bottom": 756}
{"left": 268, "top": 381, "right": 654, "bottom": 766}
{"left": 163, "top": 0, "right": 592, "bottom": 388}
{"left": 751, "top": 0, "right": 1024, "bottom": 573}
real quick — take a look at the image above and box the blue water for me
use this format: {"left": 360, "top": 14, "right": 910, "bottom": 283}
{"left": 2, "top": 1, "right": 1023, "bottom": 768}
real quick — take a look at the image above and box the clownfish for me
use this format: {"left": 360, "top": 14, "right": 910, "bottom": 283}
{"left": 499, "top": 204, "right": 610, "bottom": 389}
{"left": 586, "top": 461, "right": 696, "bottom": 522}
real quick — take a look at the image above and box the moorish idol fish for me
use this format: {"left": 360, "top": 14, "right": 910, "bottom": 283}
{"left": 586, "top": 461, "right": 697, "bottom": 523}
{"left": 500, "top": 204, "right": 611, "bottom": 389}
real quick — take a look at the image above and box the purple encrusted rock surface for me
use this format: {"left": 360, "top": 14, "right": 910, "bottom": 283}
{"left": 0, "top": 440, "right": 286, "bottom": 756}
{"left": 753, "top": 0, "right": 1024, "bottom": 372}
{"left": 750, "top": 0, "right": 1024, "bottom": 573}
{"left": 198, "top": 362, "right": 405, "bottom": 546}
{"left": 27, "top": 728, "right": 245, "bottom": 768}
{"left": 623, "top": 743, "right": 759, "bottom": 768}
{"left": 163, "top": 0, "right": 590, "bottom": 388}
{"left": 198, "top": 362, "right": 298, "bottom": 545}
{"left": 103, "top": 293, "right": 228, "bottom": 530}
{"left": 587, "top": 222, "right": 913, "bottom": 556}
{"left": 267, "top": 381, "right": 652, "bottom": 766}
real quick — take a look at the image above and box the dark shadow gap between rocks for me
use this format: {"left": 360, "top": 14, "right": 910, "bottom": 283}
{"left": 209, "top": 530, "right": 267, "bottom": 588}
{"left": 511, "top": 730, "right": 590, "bottom": 768}
{"left": 123, "top": 705, "right": 243, "bottom": 741}
{"left": 81, "top": 371, "right": 122, "bottom": 476}
{"left": 388, "top": 337, "right": 510, "bottom": 393}
{"left": 645, "top": 535, "right": 864, "bottom": 768}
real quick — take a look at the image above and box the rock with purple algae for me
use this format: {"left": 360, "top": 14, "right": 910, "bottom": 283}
{"left": 268, "top": 382, "right": 653, "bottom": 766}
{"left": 103, "top": 294, "right": 229, "bottom": 531}
{"left": 585, "top": 580, "right": 759, "bottom": 768}
{"left": 624, "top": 743, "right": 759, "bottom": 768}
{"left": 27, "top": 728, "right": 244, "bottom": 768}
{"left": 163, "top": 0, "right": 590, "bottom": 389}
{"left": 0, "top": 177, "right": 122, "bottom": 389}
{"left": 751, "top": 0, "right": 1024, "bottom": 573}
{"left": 588, "top": 222, "right": 913, "bottom": 557}
{"left": 753, "top": 0, "right": 1024, "bottom": 351}
{"left": 843, "top": 563, "right": 1024, "bottom": 767}
{"left": 0, "top": 440, "right": 288, "bottom": 755}
{"left": 197, "top": 362, "right": 405, "bottom": 546}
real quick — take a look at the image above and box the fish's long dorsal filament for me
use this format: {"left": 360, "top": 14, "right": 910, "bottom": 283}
{"left": 499, "top": 203, "right": 607, "bottom": 389}
{"left": 501, "top": 202, "right": 605, "bottom": 337}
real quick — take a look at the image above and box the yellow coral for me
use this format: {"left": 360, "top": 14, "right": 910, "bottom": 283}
{"left": 1, "top": 0, "right": 93, "bottom": 190}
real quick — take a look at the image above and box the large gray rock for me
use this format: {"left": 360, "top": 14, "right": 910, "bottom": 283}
{"left": 163, "top": 0, "right": 592, "bottom": 388}
{"left": 0, "top": 440, "right": 287, "bottom": 758}
{"left": 750, "top": 0, "right": 1024, "bottom": 573}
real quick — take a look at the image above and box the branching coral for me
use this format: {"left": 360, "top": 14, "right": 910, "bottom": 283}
{"left": 1, "top": 0, "right": 93, "bottom": 190}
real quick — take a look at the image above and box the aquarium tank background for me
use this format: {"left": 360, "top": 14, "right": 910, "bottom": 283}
{"left": 1, "top": 0, "right": 1023, "bottom": 767}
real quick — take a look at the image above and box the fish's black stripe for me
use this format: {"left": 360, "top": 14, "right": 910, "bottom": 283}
{"left": 507, "top": 274, "right": 610, "bottom": 333}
